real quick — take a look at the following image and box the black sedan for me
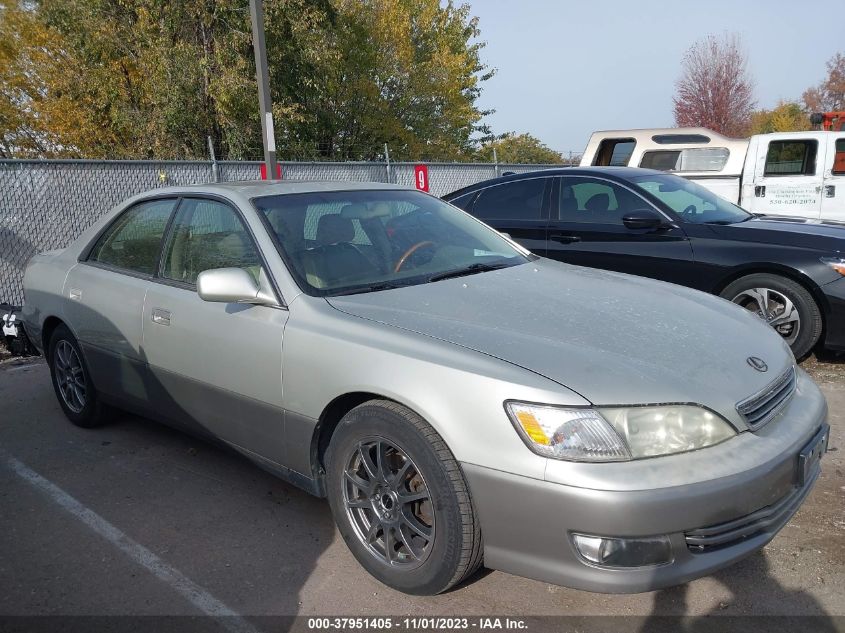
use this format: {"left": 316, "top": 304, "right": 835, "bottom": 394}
{"left": 444, "top": 167, "right": 845, "bottom": 359}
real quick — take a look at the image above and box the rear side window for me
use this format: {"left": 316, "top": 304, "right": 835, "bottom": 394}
{"left": 162, "top": 199, "right": 261, "bottom": 285}
{"left": 472, "top": 178, "right": 547, "bottom": 221}
{"left": 592, "top": 138, "right": 636, "bottom": 166}
{"left": 558, "top": 177, "right": 646, "bottom": 224}
{"left": 764, "top": 140, "right": 818, "bottom": 176}
{"left": 833, "top": 139, "right": 845, "bottom": 175}
{"left": 640, "top": 148, "right": 729, "bottom": 172}
{"left": 89, "top": 199, "right": 176, "bottom": 275}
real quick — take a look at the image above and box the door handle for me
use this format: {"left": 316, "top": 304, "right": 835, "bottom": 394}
{"left": 755, "top": 185, "right": 766, "bottom": 198}
{"left": 151, "top": 308, "right": 171, "bottom": 326}
{"left": 550, "top": 233, "right": 581, "bottom": 244}
{"left": 824, "top": 185, "right": 836, "bottom": 198}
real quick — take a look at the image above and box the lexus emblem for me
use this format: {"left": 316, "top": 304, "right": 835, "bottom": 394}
{"left": 747, "top": 357, "right": 768, "bottom": 372}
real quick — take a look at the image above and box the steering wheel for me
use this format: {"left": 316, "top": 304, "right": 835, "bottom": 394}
{"left": 682, "top": 204, "right": 698, "bottom": 216}
{"left": 394, "top": 241, "right": 436, "bottom": 273}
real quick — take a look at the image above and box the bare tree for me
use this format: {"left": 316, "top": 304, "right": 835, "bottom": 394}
{"left": 802, "top": 52, "right": 845, "bottom": 113}
{"left": 673, "top": 33, "right": 756, "bottom": 137}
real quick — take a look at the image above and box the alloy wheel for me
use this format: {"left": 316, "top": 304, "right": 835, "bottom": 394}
{"left": 54, "top": 340, "right": 87, "bottom": 413}
{"left": 731, "top": 287, "right": 801, "bottom": 346}
{"left": 342, "top": 437, "right": 435, "bottom": 569}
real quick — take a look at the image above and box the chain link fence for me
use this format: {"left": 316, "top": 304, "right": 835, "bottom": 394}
{"left": 0, "top": 159, "right": 563, "bottom": 304}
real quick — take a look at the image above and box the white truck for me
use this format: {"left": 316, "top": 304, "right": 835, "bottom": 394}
{"left": 580, "top": 128, "right": 845, "bottom": 221}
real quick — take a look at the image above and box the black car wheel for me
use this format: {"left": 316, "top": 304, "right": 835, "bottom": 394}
{"left": 48, "top": 324, "right": 110, "bottom": 427}
{"left": 325, "top": 400, "right": 483, "bottom": 595}
{"left": 720, "top": 274, "right": 822, "bottom": 360}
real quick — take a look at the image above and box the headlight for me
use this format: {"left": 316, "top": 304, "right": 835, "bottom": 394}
{"left": 505, "top": 402, "right": 736, "bottom": 462}
{"left": 821, "top": 257, "right": 845, "bottom": 276}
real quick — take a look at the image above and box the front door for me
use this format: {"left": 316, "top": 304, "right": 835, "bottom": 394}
{"left": 544, "top": 176, "right": 696, "bottom": 286}
{"left": 820, "top": 135, "right": 845, "bottom": 221}
{"left": 748, "top": 137, "right": 825, "bottom": 219}
{"left": 141, "top": 197, "right": 290, "bottom": 465}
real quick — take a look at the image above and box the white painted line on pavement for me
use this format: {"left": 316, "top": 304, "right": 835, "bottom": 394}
{"left": 4, "top": 454, "right": 262, "bottom": 633}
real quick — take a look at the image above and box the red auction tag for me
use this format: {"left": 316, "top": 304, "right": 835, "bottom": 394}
{"left": 414, "top": 164, "right": 429, "bottom": 192}
{"left": 260, "top": 163, "right": 283, "bottom": 180}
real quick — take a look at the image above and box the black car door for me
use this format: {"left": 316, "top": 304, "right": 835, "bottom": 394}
{"left": 455, "top": 176, "right": 552, "bottom": 256}
{"left": 545, "top": 175, "right": 697, "bottom": 285}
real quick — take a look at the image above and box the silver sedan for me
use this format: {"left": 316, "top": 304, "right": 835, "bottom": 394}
{"left": 22, "top": 181, "right": 829, "bottom": 595}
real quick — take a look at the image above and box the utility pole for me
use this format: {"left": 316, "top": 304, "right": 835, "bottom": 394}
{"left": 250, "top": 0, "right": 278, "bottom": 180}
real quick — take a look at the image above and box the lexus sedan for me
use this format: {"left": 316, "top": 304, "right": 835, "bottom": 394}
{"left": 444, "top": 167, "right": 845, "bottom": 360}
{"left": 22, "top": 181, "right": 828, "bottom": 594}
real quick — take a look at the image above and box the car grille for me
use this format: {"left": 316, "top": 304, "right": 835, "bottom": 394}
{"left": 736, "top": 366, "right": 796, "bottom": 430}
{"left": 684, "top": 473, "right": 816, "bottom": 553}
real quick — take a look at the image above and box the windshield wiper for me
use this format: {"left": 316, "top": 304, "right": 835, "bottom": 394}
{"left": 324, "top": 281, "right": 401, "bottom": 296}
{"left": 428, "top": 262, "right": 508, "bottom": 283}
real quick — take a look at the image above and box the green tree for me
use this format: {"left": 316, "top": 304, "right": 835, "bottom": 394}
{"left": 477, "top": 133, "right": 565, "bottom": 164}
{"left": 749, "top": 101, "right": 811, "bottom": 135}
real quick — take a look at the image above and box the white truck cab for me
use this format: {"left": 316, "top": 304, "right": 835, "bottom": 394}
{"left": 580, "top": 128, "right": 845, "bottom": 221}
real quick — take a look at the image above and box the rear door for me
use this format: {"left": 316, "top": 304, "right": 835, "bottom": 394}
{"left": 460, "top": 176, "right": 552, "bottom": 255}
{"left": 141, "top": 197, "right": 290, "bottom": 465}
{"left": 63, "top": 198, "right": 177, "bottom": 403}
{"left": 748, "top": 136, "right": 825, "bottom": 218}
{"left": 820, "top": 134, "right": 845, "bottom": 221}
{"left": 545, "top": 176, "right": 696, "bottom": 285}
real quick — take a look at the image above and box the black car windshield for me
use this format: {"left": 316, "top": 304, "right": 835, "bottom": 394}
{"left": 253, "top": 189, "right": 531, "bottom": 296}
{"left": 628, "top": 173, "right": 752, "bottom": 225}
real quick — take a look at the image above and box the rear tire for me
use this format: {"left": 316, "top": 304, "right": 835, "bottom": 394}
{"left": 48, "top": 324, "right": 110, "bottom": 428}
{"left": 325, "top": 400, "right": 482, "bottom": 595}
{"left": 720, "top": 273, "right": 822, "bottom": 361}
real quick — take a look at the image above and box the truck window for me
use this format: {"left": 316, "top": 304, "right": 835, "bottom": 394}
{"left": 592, "top": 138, "right": 636, "bottom": 166}
{"left": 833, "top": 139, "right": 845, "bottom": 175}
{"left": 640, "top": 148, "right": 729, "bottom": 172}
{"left": 764, "top": 140, "right": 818, "bottom": 176}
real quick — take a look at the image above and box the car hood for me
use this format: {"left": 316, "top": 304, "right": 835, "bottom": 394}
{"left": 712, "top": 216, "right": 845, "bottom": 252}
{"left": 327, "top": 259, "right": 791, "bottom": 427}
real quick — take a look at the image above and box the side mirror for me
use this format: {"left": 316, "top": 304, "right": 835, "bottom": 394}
{"left": 499, "top": 231, "right": 512, "bottom": 239}
{"left": 196, "top": 268, "right": 276, "bottom": 306}
{"left": 622, "top": 209, "right": 666, "bottom": 231}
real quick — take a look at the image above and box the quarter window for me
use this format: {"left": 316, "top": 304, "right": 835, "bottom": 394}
{"left": 472, "top": 178, "right": 547, "bottom": 221}
{"left": 162, "top": 199, "right": 261, "bottom": 285}
{"left": 764, "top": 140, "right": 818, "bottom": 176}
{"left": 89, "top": 199, "right": 176, "bottom": 275}
{"left": 558, "top": 178, "right": 646, "bottom": 224}
{"left": 592, "top": 138, "right": 636, "bottom": 167}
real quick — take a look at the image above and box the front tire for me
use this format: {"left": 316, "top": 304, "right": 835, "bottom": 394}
{"left": 720, "top": 273, "right": 822, "bottom": 361}
{"left": 48, "top": 324, "right": 110, "bottom": 428}
{"left": 325, "top": 400, "right": 482, "bottom": 595}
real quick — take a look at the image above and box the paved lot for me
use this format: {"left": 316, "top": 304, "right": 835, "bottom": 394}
{"left": 1, "top": 356, "right": 843, "bottom": 631}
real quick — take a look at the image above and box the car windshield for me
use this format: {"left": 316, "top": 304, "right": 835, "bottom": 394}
{"left": 253, "top": 189, "right": 531, "bottom": 296}
{"left": 628, "top": 173, "right": 752, "bottom": 225}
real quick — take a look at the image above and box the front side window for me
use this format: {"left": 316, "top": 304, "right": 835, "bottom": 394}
{"left": 558, "top": 177, "right": 647, "bottom": 224}
{"left": 254, "top": 190, "right": 530, "bottom": 296}
{"left": 764, "top": 140, "right": 818, "bottom": 176}
{"left": 640, "top": 148, "right": 729, "bottom": 172}
{"left": 629, "top": 173, "right": 751, "bottom": 225}
{"left": 472, "top": 178, "right": 547, "bottom": 221}
{"left": 833, "top": 139, "right": 845, "bottom": 175}
{"left": 162, "top": 199, "right": 261, "bottom": 285}
{"left": 89, "top": 199, "right": 176, "bottom": 275}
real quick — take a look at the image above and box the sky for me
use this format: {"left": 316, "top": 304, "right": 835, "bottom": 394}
{"left": 471, "top": 0, "right": 843, "bottom": 156}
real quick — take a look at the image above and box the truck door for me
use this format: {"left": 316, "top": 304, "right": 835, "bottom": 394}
{"left": 748, "top": 136, "right": 825, "bottom": 219}
{"left": 820, "top": 134, "right": 845, "bottom": 221}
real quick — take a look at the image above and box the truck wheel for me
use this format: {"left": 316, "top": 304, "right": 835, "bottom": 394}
{"left": 325, "top": 400, "right": 483, "bottom": 595}
{"left": 48, "top": 324, "right": 110, "bottom": 427}
{"left": 720, "top": 274, "right": 822, "bottom": 361}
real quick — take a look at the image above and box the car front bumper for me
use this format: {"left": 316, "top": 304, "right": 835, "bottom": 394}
{"left": 462, "top": 372, "right": 829, "bottom": 593}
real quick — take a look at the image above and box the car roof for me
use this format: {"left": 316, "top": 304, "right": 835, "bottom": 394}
{"left": 148, "top": 179, "right": 413, "bottom": 199}
{"left": 442, "top": 166, "right": 664, "bottom": 198}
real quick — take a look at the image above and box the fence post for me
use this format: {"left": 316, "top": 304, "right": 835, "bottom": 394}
{"left": 493, "top": 147, "right": 499, "bottom": 178}
{"left": 207, "top": 136, "right": 219, "bottom": 183}
{"left": 384, "top": 143, "right": 391, "bottom": 184}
